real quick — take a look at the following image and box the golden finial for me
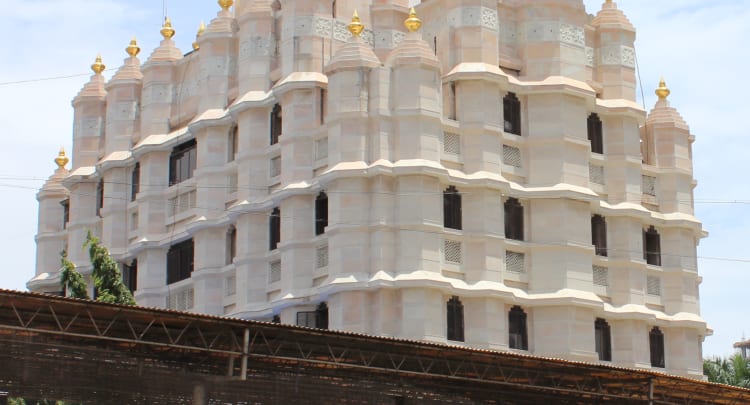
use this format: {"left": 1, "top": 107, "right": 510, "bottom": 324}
{"left": 218, "top": 0, "right": 234, "bottom": 11}
{"left": 126, "top": 37, "right": 141, "bottom": 57}
{"left": 404, "top": 7, "right": 422, "bottom": 32}
{"left": 655, "top": 77, "right": 670, "bottom": 100}
{"left": 348, "top": 10, "right": 364, "bottom": 37}
{"left": 161, "top": 16, "right": 176, "bottom": 40}
{"left": 193, "top": 22, "right": 206, "bottom": 51}
{"left": 55, "top": 148, "right": 69, "bottom": 169}
{"left": 91, "top": 55, "right": 105, "bottom": 75}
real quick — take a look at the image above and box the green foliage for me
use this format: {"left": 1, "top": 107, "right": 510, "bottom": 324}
{"left": 59, "top": 250, "right": 89, "bottom": 300}
{"left": 704, "top": 354, "right": 750, "bottom": 388}
{"left": 84, "top": 231, "right": 136, "bottom": 306}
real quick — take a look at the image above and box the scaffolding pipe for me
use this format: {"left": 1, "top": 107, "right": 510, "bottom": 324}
{"left": 241, "top": 328, "right": 250, "bottom": 380}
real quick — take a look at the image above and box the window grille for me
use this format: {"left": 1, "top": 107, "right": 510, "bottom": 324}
{"left": 167, "top": 287, "right": 194, "bottom": 311}
{"left": 593, "top": 266, "right": 609, "bottom": 287}
{"left": 642, "top": 175, "right": 657, "bottom": 196}
{"left": 270, "top": 156, "right": 281, "bottom": 178}
{"left": 443, "top": 240, "right": 462, "bottom": 264}
{"left": 269, "top": 260, "right": 281, "bottom": 283}
{"left": 227, "top": 173, "right": 238, "bottom": 194}
{"left": 647, "top": 275, "right": 661, "bottom": 296}
{"left": 315, "top": 137, "right": 328, "bottom": 160}
{"left": 316, "top": 245, "right": 329, "bottom": 268}
{"left": 168, "top": 190, "right": 197, "bottom": 216}
{"left": 225, "top": 274, "right": 236, "bottom": 297}
{"left": 589, "top": 164, "right": 605, "bottom": 185}
{"left": 443, "top": 132, "right": 461, "bottom": 155}
{"left": 503, "top": 145, "right": 522, "bottom": 168}
{"left": 506, "top": 251, "right": 525, "bottom": 274}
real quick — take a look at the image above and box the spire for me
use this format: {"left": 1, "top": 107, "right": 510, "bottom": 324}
{"left": 161, "top": 16, "right": 176, "bottom": 40}
{"left": 126, "top": 37, "right": 141, "bottom": 58}
{"left": 647, "top": 77, "right": 687, "bottom": 129}
{"left": 404, "top": 7, "right": 422, "bottom": 33}
{"left": 218, "top": 0, "right": 234, "bottom": 11}
{"left": 55, "top": 148, "right": 69, "bottom": 170}
{"left": 91, "top": 55, "right": 105, "bottom": 75}
{"left": 193, "top": 21, "right": 206, "bottom": 51}
{"left": 348, "top": 10, "right": 364, "bottom": 37}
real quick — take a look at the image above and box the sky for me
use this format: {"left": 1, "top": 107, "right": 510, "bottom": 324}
{"left": 0, "top": 0, "right": 748, "bottom": 358}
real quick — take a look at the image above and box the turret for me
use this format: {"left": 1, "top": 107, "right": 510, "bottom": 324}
{"left": 140, "top": 17, "right": 182, "bottom": 138}
{"left": 591, "top": 0, "right": 637, "bottom": 100}
{"left": 29, "top": 149, "right": 71, "bottom": 293}
{"left": 71, "top": 56, "right": 107, "bottom": 169}
{"left": 195, "top": 0, "right": 239, "bottom": 111}
{"left": 105, "top": 38, "right": 143, "bottom": 155}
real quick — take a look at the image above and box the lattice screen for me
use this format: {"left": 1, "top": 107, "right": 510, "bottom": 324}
{"left": 316, "top": 245, "right": 329, "bottom": 268}
{"left": 642, "top": 175, "right": 657, "bottom": 196}
{"left": 315, "top": 137, "right": 328, "bottom": 160}
{"left": 168, "top": 190, "right": 196, "bottom": 216}
{"left": 225, "top": 274, "right": 236, "bottom": 297}
{"left": 505, "top": 251, "right": 525, "bottom": 274}
{"left": 167, "top": 287, "right": 194, "bottom": 311}
{"left": 646, "top": 275, "right": 662, "bottom": 296}
{"left": 270, "top": 156, "right": 281, "bottom": 178}
{"left": 593, "top": 265, "right": 609, "bottom": 287}
{"left": 443, "top": 240, "right": 462, "bottom": 264}
{"left": 269, "top": 260, "right": 282, "bottom": 283}
{"left": 589, "top": 164, "right": 605, "bottom": 185}
{"left": 503, "top": 145, "right": 522, "bottom": 168}
{"left": 443, "top": 132, "right": 461, "bottom": 155}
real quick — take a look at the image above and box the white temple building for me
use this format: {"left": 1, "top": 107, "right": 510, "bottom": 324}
{"left": 31, "top": 0, "right": 708, "bottom": 378}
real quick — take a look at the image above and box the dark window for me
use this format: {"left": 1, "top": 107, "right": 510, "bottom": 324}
{"left": 131, "top": 162, "right": 140, "bottom": 202}
{"left": 448, "top": 82, "right": 457, "bottom": 120}
{"left": 315, "top": 302, "right": 329, "bottom": 329}
{"left": 595, "top": 318, "right": 612, "bottom": 361}
{"left": 269, "top": 207, "right": 281, "bottom": 250}
{"left": 61, "top": 199, "right": 70, "bottom": 229}
{"left": 296, "top": 302, "right": 328, "bottom": 329}
{"left": 226, "top": 226, "right": 237, "bottom": 265}
{"left": 643, "top": 226, "right": 661, "bottom": 266}
{"left": 503, "top": 92, "right": 521, "bottom": 135}
{"left": 504, "top": 198, "right": 524, "bottom": 241}
{"left": 123, "top": 259, "right": 137, "bottom": 293}
{"left": 228, "top": 125, "right": 238, "bottom": 162}
{"left": 272, "top": 314, "right": 281, "bottom": 324}
{"left": 95, "top": 179, "right": 104, "bottom": 217}
{"left": 591, "top": 215, "right": 608, "bottom": 257}
{"left": 588, "top": 113, "right": 603, "bottom": 154}
{"left": 443, "top": 186, "right": 462, "bottom": 230}
{"left": 169, "top": 139, "right": 197, "bottom": 186}
{"left": 320, "top": 89, "right": 327, "bottom": 125}
{"left": 446, "top": 296, "right": 465, "bottom": 342}
{"left": 315, "top": 192, "right": 328, "bottom": 235}
{"left": 649, "top": 326, "right": 665, "bottom": 368}
{"left": 270, "top": 104, "right": 282, "bottom": 145}
{"left": 167, "top": 238, "right": 194, "bottom": 284}
{"left": 508, "top": 305, "right": 528, "bottom": 350}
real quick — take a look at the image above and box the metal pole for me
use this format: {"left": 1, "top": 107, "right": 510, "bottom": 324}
{"left": 648, "top": 378, "right": 654, "bottom": 405}
{"left": 241, "top": 328, "right": 250, "bottom": 380}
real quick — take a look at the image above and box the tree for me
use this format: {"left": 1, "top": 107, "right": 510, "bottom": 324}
{"left": 59, "top": 250, "right": 89, "bottom": 300}
{"left": 84, "top": 231, "right": 136, "bottom": 305}
{"left": 704, "top": 354, "right": 750, "bottom": 388}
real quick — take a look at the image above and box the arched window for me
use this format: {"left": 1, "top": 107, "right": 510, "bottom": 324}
{"left": 446, "top": 296, "right": 465, "bottom": 342}
{"left": 649, "top": 326, "right": 665, "bottom": 368}
{"left": 226, "top": 225, "right": 237, "bottom": 265}
{"left": 595, "top": 318, "right": 612, "bottom": 361}
{"left": 270, "top": 104, "right": 282, "bottom": 145}
{"left": 503, "top": 92, "right": 521, "bottom": 135}
{"left": 588, "top": 113, "right": 603, "bottom": 154}
{"left": 591, "top": 215, "right": 607, "bottom": 257}
{"left": 643, "top": 226, "right": 661, "bottom": 266}
{"left": 315, "top": 302, "right": 329, "bottom": 329}
{"left": 315, "top": 192, "right": 328, "bottom": 235}
{"left": 508, "top": 305, "right": 528, "bottom": 350}
{"left": 269, "top": 208, "right": 281, "bottom": 251}
{"left": 443, "top": 186, "right": 462, "bottom": 230}
{"left": 504, "top": 198, "right": 524, "bottom": 241}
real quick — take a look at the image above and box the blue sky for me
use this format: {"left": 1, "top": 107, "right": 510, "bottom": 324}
{"left": 0, "top": 0, "right": 748, "bottom": 358}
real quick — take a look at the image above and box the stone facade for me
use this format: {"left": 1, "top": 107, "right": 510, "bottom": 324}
{"left": 31, "top": 0, "right": 707, "bottom": 378}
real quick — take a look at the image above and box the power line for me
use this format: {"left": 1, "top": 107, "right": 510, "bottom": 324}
{"left": 0, "top": 69, "right": 116, "bottom": 87}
